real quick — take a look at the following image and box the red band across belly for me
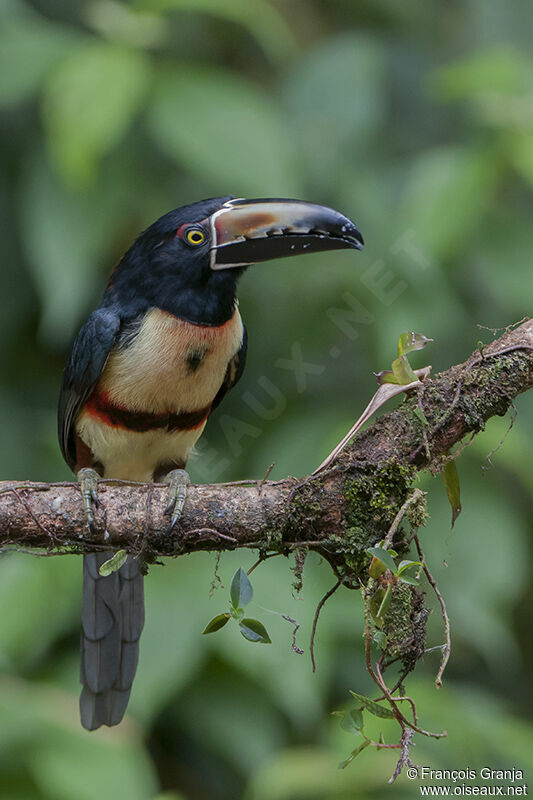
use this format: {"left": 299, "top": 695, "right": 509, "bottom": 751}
{"left": 85, "top": 391, "right": 211, "bottom": 432}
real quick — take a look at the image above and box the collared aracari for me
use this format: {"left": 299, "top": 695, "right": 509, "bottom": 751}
{"left": 58, "top": 196, "right": 363, "bottom": 730}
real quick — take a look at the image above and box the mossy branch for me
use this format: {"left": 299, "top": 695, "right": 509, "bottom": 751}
{"left": 0, "top": 319, "right": 531, "bottom": 573}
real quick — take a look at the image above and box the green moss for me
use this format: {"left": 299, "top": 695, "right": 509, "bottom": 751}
{"left": 377, "top": 582, "right": 428, "bottom": 672}
{"left": 383, "top": 582, "right": 413, "bottom": 660}
{"left": 316, "top": 460, "right": 416, "bottom": 583}
{"left": 281, "top": 484, "right": 323, "bottom": 546}
{"left": 406, "top": 492, "right": 429, "bottom": 529}
{"left": 291, "top": 545, "right": 308, "bottom": 594}
{"left": 258, "top": 528, "right": 284, "bottom": 553}
{"left": 326, "top": 525, "right": 369, "bottom": 577}
{"left": 344, "top": 460, "right": 415, "bottom": 535}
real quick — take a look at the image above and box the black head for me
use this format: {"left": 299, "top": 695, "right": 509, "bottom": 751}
{"left": 105, "top": 196, "right": 364, "bottom": 326}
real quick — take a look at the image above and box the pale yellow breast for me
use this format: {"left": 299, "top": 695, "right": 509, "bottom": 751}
{"left": 97, "top": 307, "right": 243, "bottom": 413}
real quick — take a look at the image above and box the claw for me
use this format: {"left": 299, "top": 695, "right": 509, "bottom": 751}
{"left": 163, "top": 469, "right": 190, "bottom": 530}
{"left": 77, "top": 467, "right": 100, "bottom": 532}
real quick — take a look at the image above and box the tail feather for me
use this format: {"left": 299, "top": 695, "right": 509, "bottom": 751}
{"left": 80, "top": 552, "right": 144, "bottom": 730}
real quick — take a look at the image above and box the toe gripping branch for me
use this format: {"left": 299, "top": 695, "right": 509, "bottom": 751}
{"left": 163, "top": 469, "right": 191, "bottom": 529}
{"left": 77, "top": 467, "right": 100, "bottom": 532}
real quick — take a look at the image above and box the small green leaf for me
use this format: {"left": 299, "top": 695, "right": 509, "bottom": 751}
{"left": 373, "top": 630, "right": 388, "bottom": 650}
{"left": 414, "top": 404, "right": 429, "bottom": 426}
{"left": 398, "top": 332, "right": 433, "bottom": 357}
{"left": 338, "top": 739, "right": 371, "bottom": 769}
{"left": 99, "top": 550, "right": 128, "bottom": 576}
{"left": 441, "top": 459, "right": 462, "bottom": 527}
{"left": 375, "top": 369, "right": 397, "bottom": 385}
{"left": 397, "top": 560, "right": 422, "bottom": 575}
{"left": 349, "top": 691, "right": 396, "bottom": 719}
{"left": 375, "top": 584, "right": 392, "bottom": 621}
{"left": 368, "top": 557, "right": 386, "bottom": 579}
{"left": 369, "top": 588, "right": 386, "bottom": 627}
{"left": 230, "top": 568, "right": 253, "bottom": 610}
{"left": 366, "top": 546, "right": 397, "bottom": 574}
{"left": 340, "top": 708, "right": 364, "bottom": 734}
{"left": 202, "top": 613, "right": 231, "bottom": 634}
{"left": 391, "top": 354, "right": 419, "bottom": 385}
{"left": 239, "top": 618, "right": 271, "bottom": 643}
{"left": 398, "top": 575, "right": 420, "bottom": 586}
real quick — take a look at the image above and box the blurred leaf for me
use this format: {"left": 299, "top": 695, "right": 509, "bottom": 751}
{"left": 128, "top": 557, "right": 209, "bottom": 723}
{"left": 349, "top": 692, "right": 395, "bottom": 719}
{"left": 202, "top": 613, "right": 231, "bottom": 634}
{"left": 429, "top": 46, "right": 533, "bottom": 101}
{"left": 153, "top": 794, "right": 187, "bottom": 800}
{"left": 230, "top": 567, "right": 253, "bottom": 609}
{"left": 29, "top": 728, "right": 158, "bottom": 800}
{"left": 43, "top": 41, "right": 151, "bottom": 186}
{"left": 340, "top": 707, "right": 364, "bottom": 734}
{"left": 0, "top": 554, "right": 79, "bottom": 669}
{"left": 137, "top": 0, "right": 295, "bottom": 62}
{"left": 507, "top": 131, "right": 533, "bottom": 185}
{"left": 441, "top": 459, "right": 462, "bottom": 528}
{"left": 85, "top": 0, "right": 166, "bottom": 48}
{"left": 248, "top": 747, "right": 349, "bottom": 799}
{"left": 19, "top": 157, "right": 111, "bottom": 344}
{"left": 176, "top": 659, "right": 286, "bottom": 772}
{"left": 420, "top": 465, "right": 530, "bottom": 664}
{"left": 0, "top": 8, "right": 79, "bottom": 107}
{"left": 400, "top": 146, "right": 498, "bottom": 260}
{"left": 239, "top": 618, "right": 271, "bottom": 644}
{"left": 153, "top": 794, "right": 188, "bottom": 800}
{"left": 366, "top": 547, "right": 396, "bottom": 574}
{"left": 148, "top": 64, "right": 300, "bottom": 195}
{"left": 283, "top": 33, "right": 386, "bottom": 185}
{"left": 99, "top": 550, "right": 128, "bottom": 576}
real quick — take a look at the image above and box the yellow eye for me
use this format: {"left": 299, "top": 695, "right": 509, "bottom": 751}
{"left": 186, "top": 228, "right": 205, "bottom": 246}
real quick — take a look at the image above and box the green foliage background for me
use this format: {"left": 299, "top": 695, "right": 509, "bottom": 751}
{"left": 1, "top": 0, "right": 532, "bottom": 797}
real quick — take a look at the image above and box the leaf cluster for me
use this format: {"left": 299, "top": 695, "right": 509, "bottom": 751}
{"left": 203, "top": 568, "right": 271, "bottom": 644}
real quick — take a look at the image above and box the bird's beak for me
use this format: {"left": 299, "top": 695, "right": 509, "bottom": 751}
{"left": 209, "top": 198, "right": 364, "bottom": 270}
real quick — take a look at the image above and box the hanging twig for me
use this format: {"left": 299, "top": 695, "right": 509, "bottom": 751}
{"left": 310, "top": 579, "right": 342, "bottom": 672}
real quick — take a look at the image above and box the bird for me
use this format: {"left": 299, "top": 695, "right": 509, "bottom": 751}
{"left": 58, "top": 196, "right": 363, "bottom": 730}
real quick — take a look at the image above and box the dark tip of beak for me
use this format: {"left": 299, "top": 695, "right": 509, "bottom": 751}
{"left": 210, "top": 198, "right": 364, "bottom": 269}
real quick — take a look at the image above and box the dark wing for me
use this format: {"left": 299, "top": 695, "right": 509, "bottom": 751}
{"left": 58, "top": 307, "right": 121, "bottom": 471}
{"left": 211, "top": 323, "right": 248, "bottom": 414}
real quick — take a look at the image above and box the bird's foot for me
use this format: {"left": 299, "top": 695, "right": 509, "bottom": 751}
{"left": 163, "top": 469, "right": 190, "bottom": 529}
{"left": 77, "top": 467, "right": 100, "bottom": 532}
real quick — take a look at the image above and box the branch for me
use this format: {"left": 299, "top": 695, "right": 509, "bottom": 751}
{"left": 1, "top": 319, "right": 532, "bottom": 567}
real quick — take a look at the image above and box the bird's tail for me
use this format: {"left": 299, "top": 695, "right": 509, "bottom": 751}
{"left": 80, "top": 552, "right": 144, "bottom": 731}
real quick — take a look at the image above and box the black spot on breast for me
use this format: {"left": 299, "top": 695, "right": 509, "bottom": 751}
{"left": 186, "top": 348, "right": 208, "bottom": 373}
